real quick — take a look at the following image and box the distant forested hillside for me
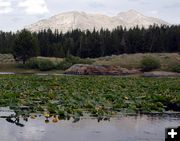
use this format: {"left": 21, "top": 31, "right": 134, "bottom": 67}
{"left": 0, "top": 25, "right": 180, "bottom": 58}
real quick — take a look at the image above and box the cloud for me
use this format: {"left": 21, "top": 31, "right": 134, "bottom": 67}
{"left": 88, "top": 1, "right": 105, "bottom": 8}
{"left": 164, "top": 2, "right": 180, "bottom": 9}
{"left": 0, "top": 0, "right": 13, "bottom": 14}
{"left": 128, "top": 0, "right": 149, "bottom": 4}
{"left": 148, "top": 10, "right": 158, "bottom": 15}
{"left": 18, "top": 0, "right": 49, "bottom": 15}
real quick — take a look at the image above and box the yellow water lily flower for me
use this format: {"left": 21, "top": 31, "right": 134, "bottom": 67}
{"left": 30, "top": 115, "right": 36, "bottom": 119}
{"left": 43, "top": 112, "right": 50, "bottom": 118}
{"left": 52, "top": 116, "right": 59, "bottom": 123}
{"left": 124, "top": 96, "right": 129, "bottom": 100}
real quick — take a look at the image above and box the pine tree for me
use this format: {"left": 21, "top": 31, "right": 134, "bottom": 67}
{"left": 13, "top": 29, "right": 39, "bottom": 64}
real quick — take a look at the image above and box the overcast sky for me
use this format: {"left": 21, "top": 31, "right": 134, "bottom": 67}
{"left": 0, "top": 0, "right": 180, "bottom": 31}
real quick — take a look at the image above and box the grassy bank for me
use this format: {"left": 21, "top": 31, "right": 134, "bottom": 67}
{"left": 93, "top": 53, "right": 180, "bottom": 71}
{"left": 0, "top": 75, "right": 179, "bottom": 117}
{"left": 0, "top": 53, "right": 180, "bottom": 73}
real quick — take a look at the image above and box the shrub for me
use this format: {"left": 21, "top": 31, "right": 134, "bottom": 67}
{"left": 56, "top": 61, "right": 73, "bottom": 70}
{"left": 171, "top": 63, "right": 180, "bottom": 73}
{"left": 140, "top": 56, "right": 161, "bottom": 71}
{"left": 25, "top": 56, "right": 93, "bottom": 71}
{"left": 56, "top": 56, "right": 93, "bottom": 70}
{"left": 26, "top": 58, "right": 56, "bottom": 71}
{"left": 26, "top": 58, "right": 39, "bottom": 69}
{"left": 38, "top": 59, "right": 55, "bottom": 71}
{"left": 65, "top": 55, "right": 93, "bottom": 65}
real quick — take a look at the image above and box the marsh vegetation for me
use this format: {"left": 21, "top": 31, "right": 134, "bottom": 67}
{"left": 0, "top": 75, "right": 179, "bottom": 118}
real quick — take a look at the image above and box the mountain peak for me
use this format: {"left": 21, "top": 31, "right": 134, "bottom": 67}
{"left": 26, "top": 10, "right": 169, "bottom": 33}
{"left": 117, "top": 9, "right": 143, "bottom": 17}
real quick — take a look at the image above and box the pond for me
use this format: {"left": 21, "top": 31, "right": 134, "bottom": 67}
{"left": 0, "top": 72, "right": 15, "bottom": 75}
{"left": 0, "top": 112, "right": 180, "bottom": 141}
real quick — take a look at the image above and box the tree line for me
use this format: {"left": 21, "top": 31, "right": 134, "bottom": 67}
{"left": 0, "top": 25, "right": 180, "bottom": 60}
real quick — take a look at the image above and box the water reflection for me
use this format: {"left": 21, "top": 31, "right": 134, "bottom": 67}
{"left": 1, "top": 111, "right": 180, "bottom": 126}
{"left": 0, "top": 113, "right": 180, "bottom": 141}
{"left": 2, "top": 114, "right": 111, "bottom": 126}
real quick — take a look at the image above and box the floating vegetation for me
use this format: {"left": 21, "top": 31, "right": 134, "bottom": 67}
{"left": 0, "top": 75, "right": 179, "bottom": 118}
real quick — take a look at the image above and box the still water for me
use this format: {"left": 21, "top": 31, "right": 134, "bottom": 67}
{"left": 0, "top": 113, "right": 180, "bottom": 141}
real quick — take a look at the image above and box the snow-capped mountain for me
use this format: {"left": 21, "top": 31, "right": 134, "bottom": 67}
{"left": 26, "top": 10, "right": 169, "bottom": 33}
